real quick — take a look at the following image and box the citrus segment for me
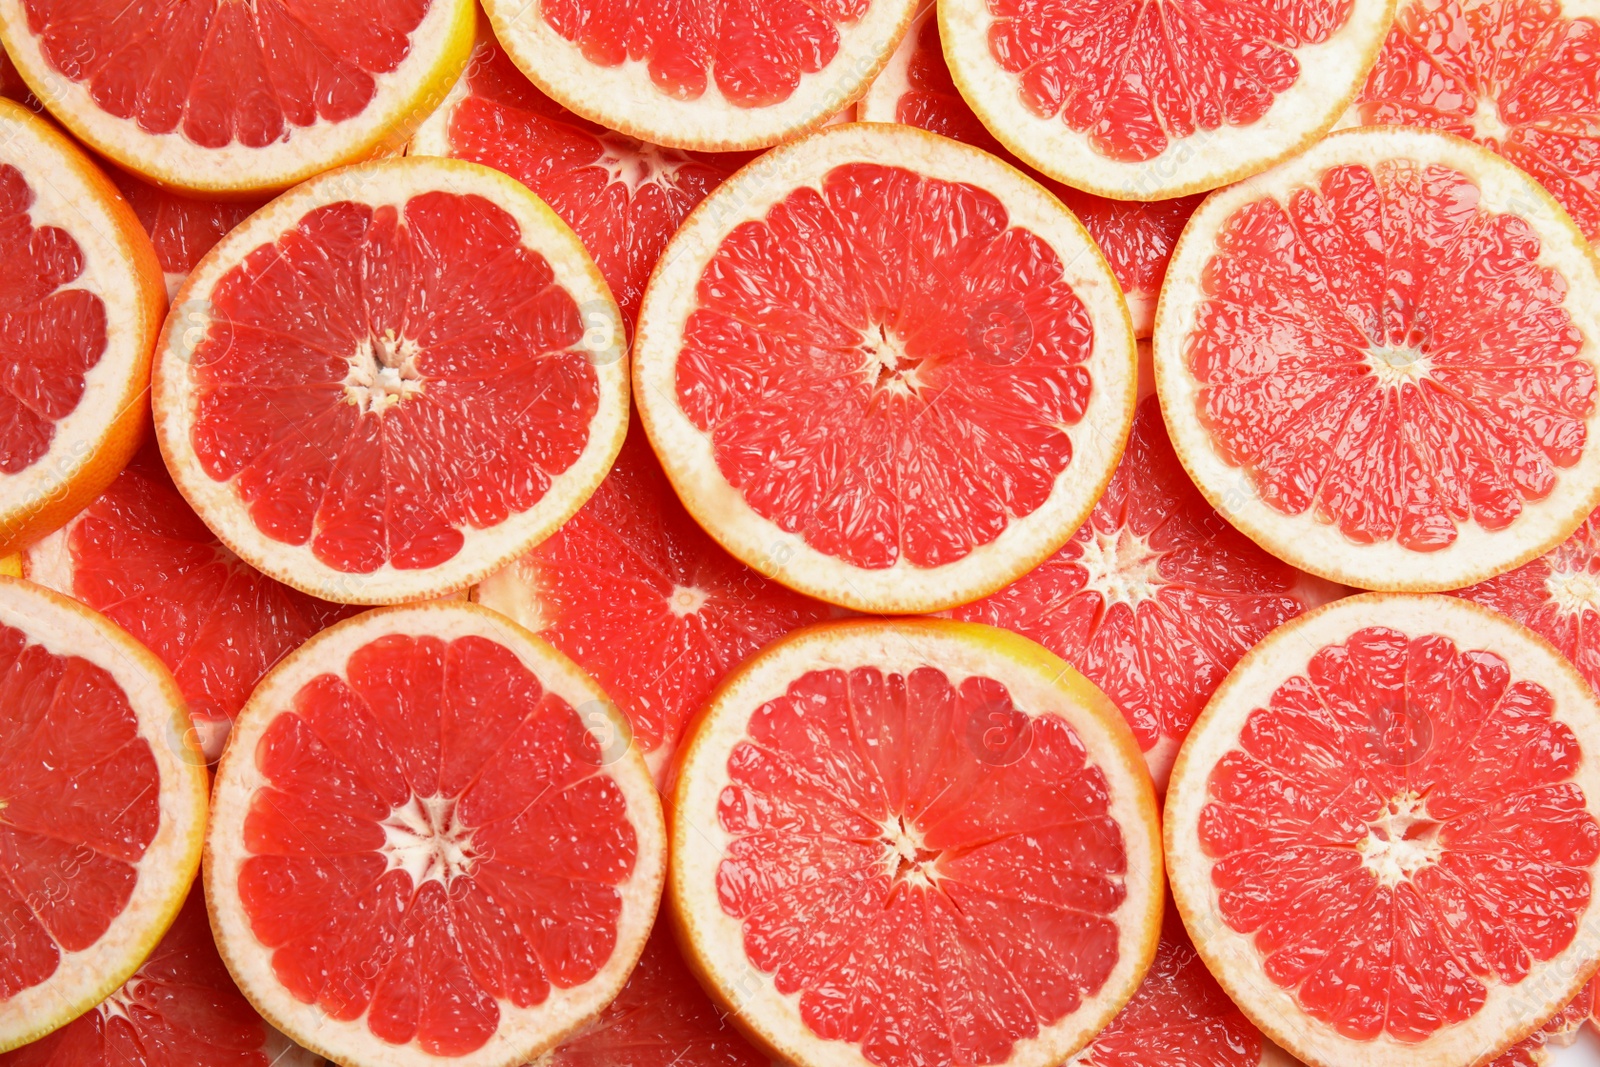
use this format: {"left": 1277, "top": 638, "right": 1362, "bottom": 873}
{"left": 939, "top": 0, "right": 1396, "bottom": 198}
{"left": 635, "top": 123, "right": 1136, "bottom": 613}
{"left": 1165, "top": 593, "right": 1600, "bottom": 1067}
{"left": 152, "top": 156, "right": 628, "bottom": 604}
{"left": 957, "top": 386, "right": 1344, "bottom": 791}
{"left": 482, "top": 0, "right": 917, "bottom": 151}
{"left": 0, "top": 0, "right": 475, "bottom": 196}
{"left": 1348, "top": 0, "right": 1600, "bottom": 244}
{"left": 669, "top": 618, "right": 1163, "bottom": 1067}
{"left": 1155, "top": 127, "right": 1600, "bottom": 591}
{"left": 109, "top": 173, "right": 262, "bottom": 299}
{"left": 23, "top": 445, "right": 357, "bottom": 761}
{"left": 206, "top": 602, "right": 665, "bottom": 1067}
{"left": 0, "top": 576, "right": 207, "bottom": 1052}
{"left": 0, "top": 888, "right": 319, "bottom": 1067}
{"left": 0, "top": 99, "right": 164, "bottom": 557}
{"left": 476, "top": 419, "right": 833, "bottom": 784}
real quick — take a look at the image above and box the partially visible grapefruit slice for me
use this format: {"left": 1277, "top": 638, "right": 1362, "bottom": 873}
{"left": 0, "top": 887, "right": 320, "bottom": 1067}
{"left": 1346, "top": 0, "right": 1600, "bottom": 244}
{"left": 0, "top": 576, "right": 208, "bottom": 1052}
{"left": 152, "top": 156, "right": 628, "bottom": 605}
{"left": 0, "top": 47, "right": 40, "bottom": 113}
{"left": 669, "top": 617, "right": 1163, "bottom": 1067}
{"left": 205, "top": 601, "right": 666, "bottom": 1067}
{"left": 476, "top": 419, "right": 834, "bottom": 784}
{"left": 0, "top": 0, "right": 475, "bottom": 196}
{"left": 481, "top": 0, "right": 917, "bottom": 151}
{"left": 409, "top": 25, "right": 738, "bottom": 333}
{"left": 1156, "top": 127, "right": 1600, "bottom": 592}
{"left": 939, "top": 0, "right": 1396, "bottom": 199}
{"left": 0, "top": 99, "right": 164, "bottom": 557}
{"left": 1165, "top": 593, "right": 1600, "bottom": 1067}
{"left": 23, "top": 445, "right": 357, "bottom": 761}
{"left": 109, "top": 173, "right": 262, "bottom": 299}
{"left": 634, "top": 123, "right": 1137, "bottom": 614}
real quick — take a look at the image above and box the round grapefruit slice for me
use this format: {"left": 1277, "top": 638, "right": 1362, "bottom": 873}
{"left": 0, "top": 99, "right": 164, "bottom": 558}
{"left": 23, "top": 445, "right": 357, "bottom": 761}
{"left": 939, "top": 0, "right": 1396, "bottom": 199}
{"left": 1346, "top": 0, "right": 1600, "bottom": 245}
{"left": 1165, "top": 593, "right": 1600, "bottom": 1067}
{"left": 955, "top": 365, "right": 1345, "bottom": 792}
{"left": 634, "top": 123, "right": 1137, "bottom": 614}
{"left": 1155, "top": 126, "right": 1600, "bottom": 592}
{"left": 668, "top": 617, "right": 1163, "bottom": 1067}
{"left": 476, "top": 418, "right": 834, "bottom": 785}
{"left": 480, "top": 0, "right": 917, "bottom": 152}
{"left": 152, "top": 155, "right": 628, "bottom": 605}
{"left": 0, "top": 887, "right": 320, "bottom": 1067}
{"left": 109, "top": 173, "right": 263, "bottom": 300}
{"left": 409, "top": 23, "right": 739, "bottom": 333}
{"left": 0, "top": 576, "right": 208, "bottom": 1052}
{"left": 205, "top": 601, "right": 666, "bottom": 1067}
{"left": 0, "top": 0, "right": 475, "bottom": 197}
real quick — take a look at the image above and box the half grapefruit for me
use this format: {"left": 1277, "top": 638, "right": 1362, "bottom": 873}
{"left": 152, "top": 155, "right": 628, "bottom": 605}
{"left": 0, "top": 0, "right": 475, "bottom": 196}
{"left": 634, "top": 122, "right": 1137, "bottom": 614}
{"left": 0, "top": 98, "right": 164, "bottom": 557}
{"left": 1156, "top": 126, "right": 1600, "bottom": 592}
{"left": 205, "top": 601, "right": 666, "bottom": 1067}
{"left": 0, "top": 576, "right": 208, "bottom": 1051}
{"left": 668, "top": 617, "right": 1163, "bottom": 1067}
{"left": 1165, "top": 593, "right": 1600, "bottom": 1067}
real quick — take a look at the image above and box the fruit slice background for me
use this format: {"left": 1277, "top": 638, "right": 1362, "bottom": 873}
{"left": 109, "top": 174, "right": 262, "bottom": 299}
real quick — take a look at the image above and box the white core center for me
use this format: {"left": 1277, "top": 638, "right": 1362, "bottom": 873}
{"left": 1468, "top": 95, "right": 1512, "bottom": 143}
{"left": 1358, "top": 791, "right": 1442, "bottom": 888}
{"left": 594, "top": 133, "right": 691, "bottom": 194}
{"left": 882, "top": 815, "right": 938, "bottom": 889}
{"left": 1547, "top": 567, "right": 1600, "bottom": 618}
{"left": 1078, "top": 527, "right": 1164, "bottom": 609}
{"left": 344, "top": 330, "right": 424, "bottom": 415}
{"left": 1365, "top": 345, "right": 1431, "bottom": 388}
{"left": 668, "top": 584, "right": 709, "bottom": 617}
{"left": 864, "top": 324, "right": 925, "bottom": 398}
{"left": 380, "top": 794, "right": 477, "bottom": 887}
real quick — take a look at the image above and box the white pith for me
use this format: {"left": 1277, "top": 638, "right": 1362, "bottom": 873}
{"left": 1078, "top": 527, "right": 1165, "bottom": 609}
{"left": 1364, "top": 343, "right": 1432, "bottom": 388}
{"left": 1468, "top": 94, "right": 1513, "bottom": 143}
{"left": 939, "top": 0, "right": 1396, "bottom": 199}
{"left": 1165, "top": 593, "right": 1600, "bottom": 1067}
{"left": 205, "top": 602, "right": 666, "bottom": 1067}
{"left": 633, "top": 123, "right": 1137, "bottom": 613}
{"left": 1155, "top": 127, "right": 1600, "bottom": 592}
{"left": 379, "top": 794, "right": 479, "bottom": 887}
{"left": 152, "top": 157, "right": 629, "bottom": 605}
{"left": 1548, "top": 566, "right": 1600, "bottom": 619}
{"left": 1356, "top": 791, "right": 1443, "bottom": 888}
{"left": 668, "top": 584, "right": 710, "bottom": 617}
{"left": 855, "top": 1, "right": 929, "bottom": 123}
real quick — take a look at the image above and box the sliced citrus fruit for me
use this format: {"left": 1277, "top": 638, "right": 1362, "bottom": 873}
{"left": 206, "top": 601, "right": 665, "bottom": 1067}
{"left": 109, "top": 172, "right": 263, "bottom": 300}
{"left": 0, "top": 575, "right": 208, "bottom": 1052}
{"left": 0, "top": 0, "right": 475, "bottom": 197}
{"left": 0, "top": 98, "right": 164, "bottom": 557}
{"left": 634, "top": 123, "right": 1137, "bottom": 614}
{"left": 1165, "top": 592, "right": 1600, "bottom": 1067}
{"left": 481, "top": 0, "right": 917, "bottom": 152}
{"left": 476, "top": 418, "right": 834, "bottom": 784}
{"left": 668, "top": 617, "right": 1163, "bottom": 1067}
{"left": 939, "top": 0, "right": 1397, "bottom": 199}
{"left": 409, "top": 23, "right": 739, "bottom": 333}
{"left": 1156, "top": 126, "right": 1600, "bottom": 592}
{"left": 23, "top": 445, "right": 357, "bottom": 761}
{"left": 956, "top": 365, "right": 1345, "bottom": 792}
{"left": 152, "top": 155, "right": 628, "bottom": 605}
{"left": 0, "top": 886, "right": 319, "bottom": 1067}
{"left": 1347, "top": 0, "right": 1600, "bottom": 245}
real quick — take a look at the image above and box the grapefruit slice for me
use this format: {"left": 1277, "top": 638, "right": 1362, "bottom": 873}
{"left": 0, "top": 887, "right": 319, "bottom": 1067}
{"left": 668, "top": 617, "right": 1163, "bottom": 1067}
{"left": 855, "top": 3, "right": 1203, "bottom": 337}
{"left": 409, "top": 24, "right": 739, "bottom": 333}
{"left": 634, "top": 123, "right": 1137, "bottom": 614}
{"left": 205, "top": 601, "right": 666, "bottom": 1067}
{"left": 23, "top": 445, "right": 357, "bottom": 761}
{"left": 938, "top": 0, "right": 1397, "bottom": 199}
{"left": 1156, "top": 126, "right": 1600, "bottom": 592}
{"left": 480, "top": 0, "right": 917, "bottom": 151}
{"left": 0, "top": 0, "right": 475, "bottom": 197}
{"left": 1346, "top": 0, "right": 1600, "bottom": 245}
{"left": 0, "top": 98, "right": 164, "bottom": 557}
{"left": 955, "top": 366, "right": 1345, "bottom": 792}
{"left": 476, "top": 418, "right": 834, "bottom": 785}
{"left": 152, "top": 155, "right": 628, "bottom": 605}
{"left": 0, "top": 576, "right": 208, "bottom": 1052}
{"left": 109, "top": 173, "right": 263, "bottom": 300}
{"left": 1165, "top": 593, "right": 1600, "bottom": 1067}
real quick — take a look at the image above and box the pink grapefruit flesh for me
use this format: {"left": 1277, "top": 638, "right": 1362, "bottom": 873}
{"left": 110, "top": 172, "right": 263, "bottom": 298}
